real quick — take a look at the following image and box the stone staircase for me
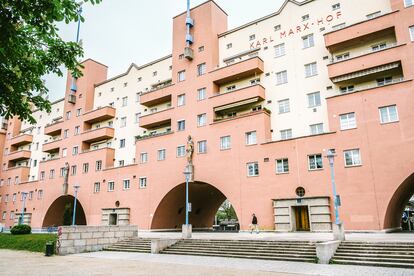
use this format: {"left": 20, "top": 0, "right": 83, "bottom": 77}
{"left": 331, "top": 241, "right": 414, "bottom": 269}
{"left": 104, "top": 238, "right": 151, "bottom": 253}
{"left": 160, "top": 239, "right": 317, "bottom": 263}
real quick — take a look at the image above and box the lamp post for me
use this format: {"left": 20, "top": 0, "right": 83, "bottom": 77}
{"left": 183, "top": 169, "right": 191, "bottom": 226}
{"left": 326, "top": 149, "right": 345, "bottom": 240}
{"left": 19, "top": 192, "right": 28, "bottom": 225}
{"left": 72, "top": 185, "right": 80, "bottom": 226}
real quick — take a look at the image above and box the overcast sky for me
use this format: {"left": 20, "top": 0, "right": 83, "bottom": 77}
{"left": 45, "top": 0, "right": 284, "bottom": 101}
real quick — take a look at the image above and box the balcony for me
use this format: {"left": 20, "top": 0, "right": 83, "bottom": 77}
{"left": 140, "top": 84, "right": 174, "bottom": 107}
{"left": 139, "top": 108, "right": 174, "bottom": 129}
{"left": 210, "top": 57, "right": 264, "bottom": 85}
{"left": 81, "top": 127, "right": 114, "bottom": 144}
{"left": 210, "top": 84, "right": 265, "bottom": 111}
{"left": 135, "top": 130, "right": 174, "bottom": 142}
{"left": 83, "top": 106, "right": 116, "bottom": 124}
{"left": 6, "top": 166, "right": 30, "bottom": 181}
{"left": 8, "top": 150, "right": 31, "bottom": 162}
{"left": 10, "top": 134, "right": 33, "bottom": 147}
{"left": 44, "top": 120, "right": 64, "bottom": 136}
{"left": 42, "top": 139, "right": 62, "bottom": 153}
{"left": 80, "top": 147, "right": 115, "bottom": 169}
{"left": 327, "top": 44, "right": 405, "bottom": 82}
{"left": 324, "top": 11, "right": 398, "bottom": 51}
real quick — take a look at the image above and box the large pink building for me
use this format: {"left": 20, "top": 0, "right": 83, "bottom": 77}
{"left": 1, "top": 0, "right": 414, "bottom": 232}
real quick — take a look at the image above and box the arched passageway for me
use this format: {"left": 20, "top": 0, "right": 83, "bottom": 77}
{"left": 42, "top": 195, "right": 87, "bottom": 227}
{"left": 151, "top": 182, "right": 236, "bottom": 230}
{"left": 384, "top": 173, "right": 414, "bottom": 230}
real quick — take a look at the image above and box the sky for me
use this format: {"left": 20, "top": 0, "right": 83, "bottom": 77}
{"left": 45, "top": 0, "right": 285, "bottom": 101}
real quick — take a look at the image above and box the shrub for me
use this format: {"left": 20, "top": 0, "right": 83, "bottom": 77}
{"left": 10, "top": 224, "right": 32, "bottom": 235}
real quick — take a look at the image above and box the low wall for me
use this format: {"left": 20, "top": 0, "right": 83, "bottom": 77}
{"left": 57, "top": 225, "right": 138, "bottom": 255}
{"left": 316, "top": 240, "right": 341, "bottom": 264}
{"left": 151, "top": 239, "right": 178, "bottom": 254}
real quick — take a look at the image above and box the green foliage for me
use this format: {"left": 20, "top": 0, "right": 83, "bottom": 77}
{"left": 216, "top": 205, "right": 238, "bottom": 222}
{"left": 63, "top": 203, "right": 72, "bottom": 226}
{"left": 0, "top": 233, "right": 57, "bottom": 252}
{"left": 0, "top": 0, "right": 101, "bottom": 124}
{"left": 10, "top": 224, "right": 32, "bottom": 235}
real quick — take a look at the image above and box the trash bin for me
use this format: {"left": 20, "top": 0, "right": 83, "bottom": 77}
{"left": 45, "top": 241, "right": 54, "bottom": 257}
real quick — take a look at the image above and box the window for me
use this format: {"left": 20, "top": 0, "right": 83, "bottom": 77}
{"left": 10, "top": 211, "right": 14, "bottom": 220}
{"left": 276, "top": 159, "right": 289, "bottom": 174}
{"left": 120, "top": 117, "right": 127, "bottom": 127}
{"left": 139, "top": 177, "right": 147, "bottom": 189}
{"left": 120, "top": 139, "right": 126, "bottom": 148}
{"left": 198, "top": 46, "right": 204, "bottom": 52}
{"left": 122, "top": 96, "right": 128, "bottom": 107}
{"left": 28, "top": 191, "right": 33, "bottom": 200}
{"left": 372, "top": 42, "right": 387, "bottom": 52}
{"left": 278, "top": 99, "right": 290, "bottom": 114}
{"left": 249, "top": 34, "right": 256, "bottom": 41}
{"left": 94, "top": 182, "right": 100, "bottom": 193}
{"left": 123, "top": 179, "right": 130, "bottom": 190}
{"left": 344, "top": 149, "right": 362, "bottom": 167}
{"left": 37, "top": 126, "right": 41, "bottom": 134}
{"left": 336, "top": 52, "right": 350, "bottom": 61}
{"left": 250, "top": 78, "right": 260, "bottom": 85}
{"left": 118, "top": 160, "right": 124, "bottom": 167}
{"left": 379, "top": 105, "right": 399, "bottom": 123}
{"left": 49, "top": 169, "right": 55, "bottom": 179}
{"left": 276, "top": 71, "right": 288, "bottom": 85}
{"left": 123, "top": 82, "right": 128, "bottom": 87}
{"left": 83, "top": 163, "right": 89, "bottom": 173}
{"left": 72, "top": 146, "right": 78, "bottom": 155}
{"left": 70, "top": 165, "right": 77, "bottom": 175}
{"left": 153, "top": 71, "right": 157, "bottom": 76}
{"left": 274, "top": 24, "right": 281, "bottom": 31}
{"left": 245, "top": 131, "right": 257, "bottom": 145}
{"left": 60, "top": 167, "right": 65, "bottom": 177}
{"left": 74, "top": 126, "right": 80, "bottom": 135}
{"left": 197, "top": 88, "right": 206, "bottom": 101}
{"left": 280, "top": 129, "right": 292, "bottom": 140}
{"left": 36, "top": 142, "right": 39, "bottom": 150}
{"left": 405, "top": 0, "right": 413, "bottom": 7}
{"left": 135, "top": 92, "right": 141, "bottom": 103}
{"left": 308, "top": 92, "right": 321, "bottom": 107}
{"left": 2, "top": 212, "right": 6, "bottom": 220}
{"left": 157, "top": 149, "right": 166, "bottom": 161}
{"left": 340, "top": 113, "right": 357, "bottom": 130}
{"left": 310, "top": 123, "right": 324, "bottom": 135}
{"left": 177, "top": 146, "right": 185, "bottom": 157}
{"left": 108, "top": 181, "right": 115, "bottom": 191}
{"left": 63, "top": 129, "right": 69, "bottom": 138}
{"left": 33, "top": 159, "right": 37, "bottom": 167}
{"left": 226, "top": 85, "right": 236, "bottom": 91}
{"left": 302, "top": 14, "right": 309, "bottom": 21}
{"left": 15, "top": 176, "right": 19, "bottom": 184}
{"left": 135, "top": 113, "right": 140, "bottom": 124}
{"left": 66, "top": 111, "right": 71, "bottom": 120}
{"left": 332, "top": 3, "right": 340, "bottom": 10}
{"left": 177, "top": 94, "right": 186, "bottom": 106}
{"left": 305, "top": 62, "right": 318, "bottom": 77}
{"left": 410, "top": 26, "right": 414, "bottom": 41}
{"left": 332, "top": 23, "right": 346, "bottom": 30}
{"left": 247, "top": 162, "right": 259, "bottom": 177}
{"left": 110, "top": 87, "right": 115, "bottom": 92}
{"left": 226, "top": 43, "right": 232, "bottom": 49}
{"left": 302, "top": 34, "right": 314, "bottom": 48}
{"left": 179, "top": 54, "right": 184, "bottom": 60}
{"left": 197, "top": 114, "right": 207, "bottom": 127}
{"left": 340, "top": 85, "right": 355, "bottom": 93}
{"left": 377, "top": 76, "right": 392, "bottom": 86}
{"left": 38, "top": 190, "right": 43, "bottom": 199}
{"left": 274, "top": 43, "right": 285, "bottom": 57}
{"left": 366, "top": 11, "right": 381, "bottom": 19}
{"left": 76, "top": 108, "right": 82, "bottom": 116}
{"left": 308, "top": 154, "right": 323, "bottom": 170}
{"left": 177, "top": 120, "right": 185, "bottom": 131}
{"left": 40, "top": 171, "right": 45, "bottom": 180}
{"left": 198, "top": 140, "right": 207, "bottom": 154}
{"left": 4, "top": 194, "right": 8, "bottom": 202}
{"left": 220, "top": 136, "right": 231, "bottom": 150}
{"left": 96, "top": 160, "right": 102, "bottom": 171}
{"left": 197, "top": 63, "right": 206, "bottom": 76}
{"left": 140, "top": 152, "right": 148, "bottom": 164}
{"left": 178, "top": 70, "right": 186, "bottom": 82}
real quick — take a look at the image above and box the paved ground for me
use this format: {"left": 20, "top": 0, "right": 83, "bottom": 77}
{"left": 138, "top": 231, "right": 414, "bottom": 242}
{"left": 1, "top": 249, "right": 413, "bottom": 276}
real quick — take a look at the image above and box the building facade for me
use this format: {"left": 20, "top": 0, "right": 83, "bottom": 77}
{"left": 1, "top": 0, "right": 414, "bottom": 232}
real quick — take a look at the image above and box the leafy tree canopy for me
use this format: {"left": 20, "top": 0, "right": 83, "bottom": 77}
{"left": 0, "top": 0, "right": 101, "bottom": 124}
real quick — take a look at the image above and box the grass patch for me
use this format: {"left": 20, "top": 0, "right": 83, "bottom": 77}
{"left": 0, "top": 233, "right": 57, "bottom": 252}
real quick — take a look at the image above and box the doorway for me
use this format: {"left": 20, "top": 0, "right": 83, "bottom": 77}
{"left": 293, "top": 206, "right": 310, "bottom": 231}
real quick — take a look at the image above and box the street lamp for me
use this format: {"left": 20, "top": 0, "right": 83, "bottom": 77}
{"left": 183, "top": 168, "right": 191, "bottom": 226}
{"left": 19, "top": 192, "right": 28, "bottom": 225}
{"left": 326, "top": 149, "right": 345, "bottom": 240}
{"left": 72, "top": 185, "right": 80, "bottom": 226}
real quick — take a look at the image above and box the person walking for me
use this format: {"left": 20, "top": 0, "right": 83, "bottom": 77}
{"left": 250, "top": 213, "right": 259, "bottom": 234}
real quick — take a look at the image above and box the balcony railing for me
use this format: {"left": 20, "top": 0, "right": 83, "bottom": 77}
{"left": 10, "top": 134, "right": 33, "bottom": 147}
{"left": 83, "top": 106, "right": 116, "bottom": 124}
{"left": 329, "top": 43, "right": 397, "bottom": 64}
{"left": 44, "top": 120, "right": 64, "bottom": 136}
{"left": 8, "top": 150, "right": 31, "bottom": 161}
{"left": 42, "top": 138, "right": 62, "bottom": 153}
{"left": 336, "top": 77, "right": 405, "bottom": 95}
{"left": 211, "top": 84, "right": 266, "bottom": 111}
{"left": 139, "top": 107, "right": 174, "bottom": 129}
{"left": 210, "top": 57, "right": 264, "bottom": 85}
{"left": 140, "top": 84, "right": 174, "bottom": 107}
{"left": 81, "top": 127, "right": 115, "bottom": 144}
{"left": 135, "top": 130, "right": 174, "bottom": 141}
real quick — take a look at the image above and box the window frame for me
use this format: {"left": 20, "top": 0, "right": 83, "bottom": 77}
{"left": 276, "top": 158, "right": 289, "bottom": 174}
{"left": 339, "top": 112, "right": 357, "bottom": 130}
{"left": 220, "top": 135, "right": 231, "bottom": 150}
{"left": 308, "top": 154, "right": 323, "bottom": 170}
{"left": 344, "top": 149, "right": 362, "bottom": 167}
{"left": 379, "top": 105, "right": 399, "bottom": 124}
{"left": 247, "top": 162, "right": 259, "bottom": 177}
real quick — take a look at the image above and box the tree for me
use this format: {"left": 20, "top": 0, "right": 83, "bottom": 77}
{"left": 0, "top": 0, "right": 101, "bottom": 124}
{"left": 63, "top": 203, "right": 72, "bottom": 226}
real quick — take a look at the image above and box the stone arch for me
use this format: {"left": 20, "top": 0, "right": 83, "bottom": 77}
{"left": 383, "top": 173, "right": 414, "bottom": 230}
{"left": 42, "top": 195, "right": 87, "bottom": 227}
{"left": 150, "top": 181, "right": 237, "bottom": 230}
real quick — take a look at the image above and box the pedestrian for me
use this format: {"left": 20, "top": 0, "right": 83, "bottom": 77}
{"left": 250, "top": 213, "right": 259, "bottom": 234}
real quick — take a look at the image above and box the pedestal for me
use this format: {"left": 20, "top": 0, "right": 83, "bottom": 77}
{"left": 332, "top": 222, "right": 345, "bottom": 241}
{"left": 182, "top": 224, "right": 192, "bottom": 239}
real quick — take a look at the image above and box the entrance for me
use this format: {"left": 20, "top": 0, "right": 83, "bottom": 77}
{"left": 42, "top": 195, "right": 87, "bottom": 227}
{"left": 293, "top": 206, "right": 310, "bottom": 231}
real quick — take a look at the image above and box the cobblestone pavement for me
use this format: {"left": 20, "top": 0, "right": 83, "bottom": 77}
{"left": 0, "top": 250, "right": 301, "bottom": 276}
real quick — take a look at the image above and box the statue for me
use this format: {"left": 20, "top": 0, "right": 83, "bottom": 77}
{"left": 186, "top": 135, "right": 194, "bottom": 165}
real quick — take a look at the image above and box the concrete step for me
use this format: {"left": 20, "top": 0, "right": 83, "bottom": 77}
{"left": 173, "top": 243, "right": 315, "bottom": 249}
{"left": 104, "top": 247, "right": 151, "bottom": 253}
{"left": 170, "top": 245, "right": 316, "bottom": 253}
{"left": 340, "top": 243, "right": 414, "bottom": 248}
{"left": 331, "top": 258, "right": 414, "bottom": 269}
{"left": 180, "top": 240, "right": 315, "bottom": 245}
{"left": 161, "top": 250, "right": 316, "bottom": 263}
{"left": 332, "top": 255, "right": 414, "bottom": 263}
{"left": 339, "top": 245, "right": 414, "bottom": 250}
{"left": 162, "top": 248, "right": 316, "bottom": 258}
{"left": 335, "top": 252, "right": 414, "bottom": 258}
{"left": 336, "top": 249, "right": 414, "bottom": 255}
